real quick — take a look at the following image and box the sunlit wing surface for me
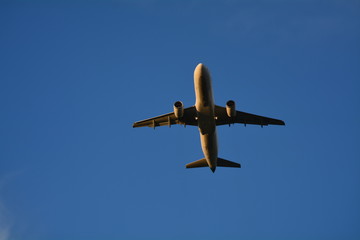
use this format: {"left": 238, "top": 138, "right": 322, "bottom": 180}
{"left": 133, "top": 106, "right": 198, "bottom": 128}
{"left": 214, "top": 105, "right": 285, "bottom": 126}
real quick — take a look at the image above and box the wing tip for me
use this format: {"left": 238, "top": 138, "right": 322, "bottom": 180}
{"left": 273, "top": 119, "right": 285, "bottom": 126}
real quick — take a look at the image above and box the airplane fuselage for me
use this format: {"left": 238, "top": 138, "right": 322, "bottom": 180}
{"left": 133, "top": 63, "right": 285, "bottom": 172}
{"left": 194, "top": 63, "right": 218, "bottom": 172}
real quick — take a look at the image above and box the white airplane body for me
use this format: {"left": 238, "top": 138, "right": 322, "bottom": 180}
{"left": 194, "top": 63, "right": 218, "bottom": 171}
{"left": 133, "top": 63, "right": 285, "bottom": 173}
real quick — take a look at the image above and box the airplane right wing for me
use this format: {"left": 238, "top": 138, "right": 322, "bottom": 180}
{"left": 215, "top": 105, "right": 285, "bottom": 126}
{"left": 133, "top": 106, "right": 198, "bottom": 128}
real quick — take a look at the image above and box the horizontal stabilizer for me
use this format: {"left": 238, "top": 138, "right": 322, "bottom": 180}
{"left": 217, "top": 158, "right": 241, "bottom": 168}
{"left": 186, "top": 158, "right": 208, "bottom": 168}
{"left": 186, "top": 158, "right": 241, "bottom": 169}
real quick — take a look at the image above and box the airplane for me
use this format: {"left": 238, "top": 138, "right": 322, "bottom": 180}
{"left": 133, "top": 63, "right": 285, "bottom": 173}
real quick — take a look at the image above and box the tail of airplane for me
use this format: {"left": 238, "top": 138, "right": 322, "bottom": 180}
{"left": 186, "top": 157, "right": 241, "bottom": 170}
{"left": 217, "top": 158, "right": 241, "bottom": 168}
{"left": 186, "top": 158, "right": 208, "bottom": 168}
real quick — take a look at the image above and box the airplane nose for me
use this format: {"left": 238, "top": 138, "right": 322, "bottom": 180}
{"left": 210, "top": 166, "right": 216, "bottom": 173}
{"left": 194, "top": 63, "right": 208, "bottom": 79}
{"left": 195, "top": 63, "right": 205, "bottom": 72}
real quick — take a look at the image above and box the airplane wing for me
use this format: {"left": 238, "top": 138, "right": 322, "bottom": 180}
{"left": 214, "top": 105, "right": 285, "bottom": 126}
{"left": 133, "top": 106, "right": 198, "bottom": 128}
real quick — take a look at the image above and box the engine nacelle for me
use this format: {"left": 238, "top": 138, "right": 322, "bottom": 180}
{"left": 226, "top": 100, "right": 236, "bottom": 118}
{"left": 173, "top": 101, "right": 184, "bottom": 118}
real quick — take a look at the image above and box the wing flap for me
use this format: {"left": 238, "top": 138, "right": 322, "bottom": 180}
{"left": 215, "top": 105, "right": 285, "bottom": 126}
{"left": 133, "top": 106, "right": 198, "bottom": 128}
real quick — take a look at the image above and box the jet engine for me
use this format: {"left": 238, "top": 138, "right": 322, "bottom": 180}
{"left": 173, "top": 101, "right": 184, "bottom": 118}
{"left": 226, "top": 100, "right": 236, "bottom": 118}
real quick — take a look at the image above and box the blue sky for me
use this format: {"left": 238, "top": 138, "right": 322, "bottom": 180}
{"left": 1, "top": 0, "right": 359, "bottom": 239}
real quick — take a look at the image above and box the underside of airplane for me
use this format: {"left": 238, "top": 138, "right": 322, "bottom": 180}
{"left": 133, "top": 63, "right": 285, "bottom": 172}
{"left": 132, "top": 102, "right": 285, "bottom": 128}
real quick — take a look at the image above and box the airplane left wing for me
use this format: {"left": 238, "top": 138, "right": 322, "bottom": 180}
{"left": 133, "top": 106, "right": 198, "bottom": 128}
{"left": 215, "top": 105, "right": 285, "bottom": 126}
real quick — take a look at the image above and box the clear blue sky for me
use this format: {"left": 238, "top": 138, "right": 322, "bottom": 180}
{"left": 1, "top": 1, "right": 359, "bottom": 239}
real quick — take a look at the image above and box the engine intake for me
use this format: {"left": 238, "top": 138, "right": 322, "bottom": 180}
{"left": 173, "top": 101, "right": 184, "bottom": 118}
{"left": 226, "top": 100, "right": 236, "bottom": 118}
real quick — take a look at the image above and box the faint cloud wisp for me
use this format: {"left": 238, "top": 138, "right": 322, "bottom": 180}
{"left": 0, "top": 199, "right": 10, "bottom": 240}
{"left": 0, "top": 171, "right": 22, "bottom": 240}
